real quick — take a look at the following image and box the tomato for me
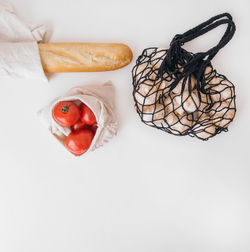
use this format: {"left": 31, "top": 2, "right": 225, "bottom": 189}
{"left": 80, "top": 103, "right": 97, "bottom": 125}
{"left": 65, "top": 129, "right": 94, "bottom": 156}
{"left": 71, "top": 121, "right": 88, "bottom": 131}
{"left": 91, "top": 124, "right": 98, "bottom": 134}
{"left": 53, "top": 101, "right": 81, "bottom": 127}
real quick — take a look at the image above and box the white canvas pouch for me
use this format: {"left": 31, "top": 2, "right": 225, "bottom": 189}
{"left": 0, "top": 2, "right": 47, "bottom": 80}
{"left": 37, "top": 81, "right": 118, "bottom": 155}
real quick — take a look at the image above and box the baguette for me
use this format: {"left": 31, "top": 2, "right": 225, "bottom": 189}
{"left": 38, "top": 43, "right": 133, "bottom": 73}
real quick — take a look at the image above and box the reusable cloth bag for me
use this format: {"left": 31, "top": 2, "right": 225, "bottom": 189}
{"left": 132, "top": 13, "right": 236, "bottom": 140}
{"left": 0, "top": 2, "right": 47, "bottom": 80}
{"left": 38, "top": 81, "right": 118, "bottom": 154}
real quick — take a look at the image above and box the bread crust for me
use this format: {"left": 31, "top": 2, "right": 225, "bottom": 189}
{"left": 38, "top": 43, "right": 133, "bottom": 72}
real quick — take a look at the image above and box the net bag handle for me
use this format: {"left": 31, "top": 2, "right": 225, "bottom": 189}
{"left": 159, "top": 13, "right": 236, "bottom": 89}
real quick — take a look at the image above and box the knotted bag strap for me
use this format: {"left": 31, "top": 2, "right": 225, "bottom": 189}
{"left": 159, "top": 13, "right": 236, "bottom": 92}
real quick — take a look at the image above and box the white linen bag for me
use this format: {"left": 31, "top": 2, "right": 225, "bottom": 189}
{"left": 38, "top": 81, "right": 118, "bottom": 155}
{"left": 0, "top": 2, "right": 48, "bottom": 80}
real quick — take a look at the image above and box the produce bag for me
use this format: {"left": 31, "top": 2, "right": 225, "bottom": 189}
{"left": 38, "top": 81, "right": 118, "bottom": 155}
{"left": 132, "top": 13, "right": 236, "bottom": 140}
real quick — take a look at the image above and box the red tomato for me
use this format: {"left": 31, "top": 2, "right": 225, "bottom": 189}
{"left": 80, "top": 103, "right": 97, "bottom": 125}
{"left": 91, "top": 124, "right": 98, "bottom": 134}
{"left": 71, "top": 121, "right": 88, "bottom": 131}
{"left": 65, "top": 129, "right": 94, "bottom": 156}
{"left": 53, "top": 101, "right": 81, "bottom": 127}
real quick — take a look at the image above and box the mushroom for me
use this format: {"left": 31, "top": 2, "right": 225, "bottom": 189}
{"left": 142, "top": 104, "right": 165, "bottom": 126}
{"left": 164, "top": 93, "right": 185, "bottom": 115}
{"left": 172, "top": 75, "right": 196, "bottom": 94}
{"left": 166, "top": 112, "right": 193, "bottom": 135}
{"left": 150, "top": 48, "right": 167, "bottom": 69}
{"left": 164, "top": 101, "right": 193, "bottom": 135}
{"left": 195, "top": 91, "right": 211, "bottom": 119}
{"left": 174, "top": 90, "right": 200, "bottom": 113}
{"left": 209, "top": 99, "right": 232, "bottom": 113}
{"left": 211, "top": 106, "right": 236, "bottom": 128}
{"left": 204, "top": 66, "right": 216, "bottom": 80}
{"left": 208, "top": 77, "right": 234, "bottom": 102}
{"left": 134, "top": 80, "right": 161, "bottom": 106}
{"left": 133, "top": 62, "right": 156, "bottom": 81}
{"left": 193, "top": 115, "right": 216, "bottom": 140}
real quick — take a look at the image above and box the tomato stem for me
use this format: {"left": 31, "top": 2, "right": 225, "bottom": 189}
{"left": 61, "top": 105, "right": 70, "bottom": 113}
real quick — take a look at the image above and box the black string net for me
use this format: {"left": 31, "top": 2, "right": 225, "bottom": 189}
{"left": 132, "top": 13, "right": 236, "bottom": 140}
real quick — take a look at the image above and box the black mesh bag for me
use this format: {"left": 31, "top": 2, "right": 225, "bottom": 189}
{"left": 132, "top": 13, "right": 236, "bottom": 140}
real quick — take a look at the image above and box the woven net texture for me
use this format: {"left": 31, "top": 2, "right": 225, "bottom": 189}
{"left": 132, "top": 47, "right": 236, "bottom": 140}
{"left": 132, "top": 13, "right": 236, "bottom": 141}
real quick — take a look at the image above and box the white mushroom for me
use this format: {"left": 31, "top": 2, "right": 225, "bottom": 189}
{"left": 133, "top": 62, "right": 155, "bottom": 81}
{"left": 150, "top": 48, "right": 167, "bottom": 69}
{"left": 194, "top": 115, "right": 216, "bottom": 140}
{"left": 212, "top": 106, "right": 236, "bottom": 128}
{"left": 199, "top": 91, "right": 211, "bottom": 103}
{"left": 167, "top": 113, "right": 193, "bottom": 135}
{"left": 164, "top": 112, "right": 177, "bottom": 126}
{"left": 164, "top": 100, "right": 193, "bottom": 134}
{"left": 172, "top": 75, "right": 196, "bottom": 94}
{"left": 174, "top": 90, "right": 200, "bottom": 113}
{"left": 204, "top": 66, "right": 216, "bottom": 79}
{"left": 134, "top": 80, "right": 161, "bottom": 106}
{"left": 142, "top": 104, "right": 165, "bottom": 126}
{"left": 156, "top": 75, "right": 175, "bottom": 91}
{"left": 195, "top": 91, "right": 211, "bottom": 119}
{"left": 164, "top": 93, "right": 185, "bottom": 115}
{"left": 209, "top": 100, "right": 232, "bottom": 114}
{"left": 208, "top": 77, "right": 234, "bottom": 102}
{"left": 204, "top": 66, "right": 212, "bottom": 75}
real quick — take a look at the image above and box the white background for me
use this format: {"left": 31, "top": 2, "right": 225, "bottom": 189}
{"left": 0, "top": 0, "right": 250, "bottom": 251}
